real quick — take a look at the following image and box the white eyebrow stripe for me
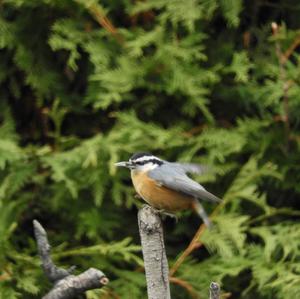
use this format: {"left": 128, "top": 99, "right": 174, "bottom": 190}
{"left": 134, "top": 156, "right": 160, "bottom": 163}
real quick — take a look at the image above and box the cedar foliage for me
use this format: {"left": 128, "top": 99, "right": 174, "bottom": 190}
{"left": 1, "top": 0, "right": 300, "bottom": 298}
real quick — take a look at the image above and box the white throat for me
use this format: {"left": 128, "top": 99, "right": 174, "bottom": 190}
{"left": 131, "top": 162, "right": 159, "bottom": 174}
{"left": 140, "top": 162, "right": 159, "bottom": 172}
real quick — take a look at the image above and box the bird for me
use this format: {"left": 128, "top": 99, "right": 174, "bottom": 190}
{"left": 115, "top": 152, "right": 221, "bottom": 227}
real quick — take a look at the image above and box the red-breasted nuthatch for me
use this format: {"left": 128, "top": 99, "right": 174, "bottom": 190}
{"left": 115, "top": 152, "right": 221, "bottom": 227}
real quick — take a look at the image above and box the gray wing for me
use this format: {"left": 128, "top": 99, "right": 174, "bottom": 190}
{"left": 148, "top": 163, "right": 221, "bottom": 203}
{"left": 170, "top": 162, "right": 208, "bottom": 175}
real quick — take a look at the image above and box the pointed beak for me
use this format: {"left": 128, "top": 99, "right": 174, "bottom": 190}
{"left": 115, "top": 161, "right": 130, "bottom": 168}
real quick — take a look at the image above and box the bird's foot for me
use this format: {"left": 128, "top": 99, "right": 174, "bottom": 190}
{"left": 140, "top": 205, "right": 178, "bottom": 221}
{"left": 162, "top": 212, "right": 178, "bottom": 222}
{"left": 154, "top": 209, "right": 178, "bottom": 222}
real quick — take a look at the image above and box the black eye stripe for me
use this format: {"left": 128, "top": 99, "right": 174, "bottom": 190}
{"left": 133, "top": 159, "right": 163, "bottom": 166}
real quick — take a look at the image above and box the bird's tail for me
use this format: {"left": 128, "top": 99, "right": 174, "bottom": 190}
{"left": 191, "top": 200, "right": 212, "bottom": 228}
{"left": 197, "top": 189, "right": 221, "bottom": 203}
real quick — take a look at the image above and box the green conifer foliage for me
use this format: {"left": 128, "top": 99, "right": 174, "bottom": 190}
{"left": 1, "top": 0, "right": 300, "bottom": 298}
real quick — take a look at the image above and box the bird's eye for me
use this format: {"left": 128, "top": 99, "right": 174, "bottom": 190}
{"left": 133, "top": 161, "right": 146, "bottom": 166}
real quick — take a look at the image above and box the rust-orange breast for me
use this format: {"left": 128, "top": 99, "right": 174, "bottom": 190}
{"left": 131, "top": 170, "right": 193, "bottom": 212}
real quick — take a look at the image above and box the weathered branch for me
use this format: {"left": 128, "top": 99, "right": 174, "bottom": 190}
{"left": 33, "top": 220, "right": 74, "bottom": 283}
{"left": 42, "top": 268, "right": 108, "bottom": 299}
{"left": 33, "top": 220, "right": 109, "bottom": 299}
{"left": 138, "top": 205, "right": 171, "bottom": 299}
{"left": 209, "top": 282, "right": 220, "bottom": 299}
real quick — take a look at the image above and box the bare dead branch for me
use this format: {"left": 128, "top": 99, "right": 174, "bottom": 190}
{"left": 138, "top": 205, "right": 171, "bottom": 299}
{"left": 43, "top": 268, "right": 109, "bottom": 299}
{"left": 33, "top": 220, "right": 109, "bottom": 299}
{"left": 33, "top": 220, "right": 74, "bottom": 283}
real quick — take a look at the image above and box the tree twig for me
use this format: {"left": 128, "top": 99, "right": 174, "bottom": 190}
{"left": 282, "top": 34, "right": 300, "bottom": 64}
{"left": 138, "top": 205, "right": 171, "bottom": 299}
{"left": 169, "top": 224, "right": 205, "bottom": 277}
{"left": 169, "top": 199, "right": 226, "bottom": 277}
{"left": 33, "top": 220, "right": 109, "bottom": 299}
{"left": 169, "top": 276, "right": 199, "bottom": 299}
{"left": 80, "top": 1, "right": 124, "bottom": 44}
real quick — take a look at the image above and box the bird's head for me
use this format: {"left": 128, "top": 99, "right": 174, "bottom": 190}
{"left": 115, "top": 152, "right": 163, "bottom": 172}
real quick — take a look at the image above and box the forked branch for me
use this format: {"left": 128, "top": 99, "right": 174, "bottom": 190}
{"left": 33, "top": 220, "right": 109, "bottom": 299}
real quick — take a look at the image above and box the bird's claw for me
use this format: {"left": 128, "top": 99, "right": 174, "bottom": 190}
{"left": 154, "top": 208, "right": 178, "bottom": 222}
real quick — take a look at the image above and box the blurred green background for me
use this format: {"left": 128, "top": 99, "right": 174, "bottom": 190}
{"left": 1, "top": 0, "right": 300, "bottom": 298}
